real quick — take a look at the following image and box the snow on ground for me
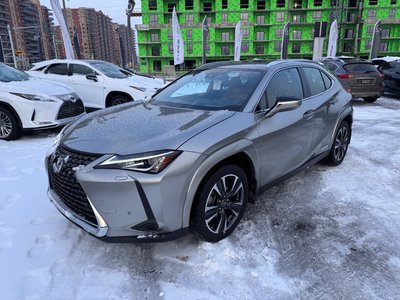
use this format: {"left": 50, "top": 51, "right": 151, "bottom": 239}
{"left": 1, "top": 96, "right": 400, "bottom": 299}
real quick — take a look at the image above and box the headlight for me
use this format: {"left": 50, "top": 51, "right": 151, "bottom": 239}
{"left": 10, "top": 92, "right": 55, "bottom": 102}
{"left": 96, "top": 150, "right": 182, "bottom": 174}
{"left": 130, "top": 86, "right": 147, "bottom": 92}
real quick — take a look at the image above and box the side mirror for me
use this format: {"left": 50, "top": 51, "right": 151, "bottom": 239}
{"left": 86, "top": 74, "right": 98, "bottom": 82}
{"left": 265, "top": 100, "right": 301, "bottom": 118}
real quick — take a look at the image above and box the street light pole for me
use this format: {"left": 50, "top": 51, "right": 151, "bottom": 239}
{"left": 7, "top": 25, "right": 17, "bottom": 68}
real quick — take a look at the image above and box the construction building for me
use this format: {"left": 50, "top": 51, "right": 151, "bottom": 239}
{"left": 137, "top": 0, "right": 400, "bottom": 74}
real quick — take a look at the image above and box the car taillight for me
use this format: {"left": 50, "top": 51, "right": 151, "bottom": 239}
{"left": 378, "top": 74, "right": 384, "bottom": 78}
{"left": 337, "top": 74, "right": 355, "bottom": 79}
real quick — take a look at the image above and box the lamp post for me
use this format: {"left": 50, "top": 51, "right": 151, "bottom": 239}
{"left": 126, "top": 0, "right": 138, "bottom": 70}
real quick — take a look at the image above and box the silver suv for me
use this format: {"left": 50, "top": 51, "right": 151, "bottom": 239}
{"left": 45, "top": 60, "right": 353, "bottom": 242}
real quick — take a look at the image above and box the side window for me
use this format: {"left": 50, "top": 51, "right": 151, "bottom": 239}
{"left": 266, "top": 68, "right": 303, "bottom": 106}
{"left": 303, "top": 67, "right": 325, "bottom": 96}
{"left": 321, "top": 71, "right": 332, "bottom": 89}
{"left": 72, "top": 64, "right": 94, "bottom": 75}
{"left": 45, "top": 63, "right": 68, "bottom": 75}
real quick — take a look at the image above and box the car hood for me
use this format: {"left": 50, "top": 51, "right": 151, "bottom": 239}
{"left": 1, "top": 77, "right": 73, "bottom": 96}
{"left": 129, "top": 74, "right": 165, "bottom": 89}
{"left": 61, "top": 101, "right": 235, "bottom": 155}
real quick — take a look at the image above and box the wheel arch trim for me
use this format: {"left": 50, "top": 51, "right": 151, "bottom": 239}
{"left": 0, "top": 101, "right": 23, "bottom": 129}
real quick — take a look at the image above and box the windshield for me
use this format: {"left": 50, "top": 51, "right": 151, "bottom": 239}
{"left": 88, "top": 61, "right": 129, "bottom": 79}
{"left": 152, "top": 68, "right": 264, "bottom": 111}
{"left": 0, "top": 64, "right": 30, "bottom": 82}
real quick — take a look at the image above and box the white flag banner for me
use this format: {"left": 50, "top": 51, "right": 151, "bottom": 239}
{"left": 172, "top": 6, "right": 184, "bottom": 65}
{"left": 327, "top": 20, "right": 338, "bottom": 58}
{"left": 234, "top": 21, "right": 242, "bottom": 61}
{"left": 50, "top": 0, "right": 75, "bottom": 59}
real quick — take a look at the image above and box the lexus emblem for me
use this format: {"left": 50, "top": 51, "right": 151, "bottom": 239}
{"left": 52, "top": 155, "right": 69, "bottom": 174}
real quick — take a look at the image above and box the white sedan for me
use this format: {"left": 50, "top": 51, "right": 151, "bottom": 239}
{"left": 0, "top": 63, "right": 85, "bottom": 140}
{"left": 27, "top": 60, "right": 165, "bottom": 111}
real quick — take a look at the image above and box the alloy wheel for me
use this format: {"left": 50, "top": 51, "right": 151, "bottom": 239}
{"left": 0, "top": 111, "right": 12, "bottom": 138}
{"left": 204, "top": 174, "right": 245, "bottom": 234}
{"left": 334, "top": 126, "right": 349, "bottom": 162}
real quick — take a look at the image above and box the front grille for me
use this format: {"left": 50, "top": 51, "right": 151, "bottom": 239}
{"left": 48, "top": 146, "right": 101, "bottom": 226}
{"left": 57, "top": 99, "right": 85, "bottom": 120}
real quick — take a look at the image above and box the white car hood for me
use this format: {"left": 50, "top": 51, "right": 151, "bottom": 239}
{"left": 2, "top": 78, "right": 73, "bottom": 96}
{"left": 128, "top": 74, "right": 165, "bottom": 89}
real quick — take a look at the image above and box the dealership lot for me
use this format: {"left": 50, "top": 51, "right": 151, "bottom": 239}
{"left": 1, "top": 96, "right": 399, "bottom": 299}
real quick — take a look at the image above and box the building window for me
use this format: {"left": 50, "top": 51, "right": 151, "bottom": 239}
{"left": 168, "top": 43, "right": 173, "bottom": 54}
{"left": 222, "top": 13, "right": 228, "bottom": 23}
{"left": 151, "top": 46, "right": 160, "bottom": 56}
{"left": 314, "top": 0, "right": 322, "bottom": 6}
{"left": 153, "top": 60, "right": 161, "bottom": 72}
{"left": 391, "top": 0, "right": 397, "bottom": 4}
{"left": 185, "top": 0, "right": 194, "bottom": 10}
{"left": 313, "top": 11, "right": 322, "bottom": 21}
{"left": 240, "top": 13, "right": 249, "bottom": 22}
{"left": 222, "top": 32, "right": 230, "bottom": 41}
{"left": 149, "top": 15, "right": 158, "bottom": 26}
{"left": 256, "top": 15, "right": 265, "bottom": 25}
{"left": 293, "top": 0, "right": 302, "bottom": 8}
{"left": 345, "top": 29, "right": 353, "bottom": 38}
{"left": 167, "top": 3, "right": 174, "bottom": 12}
{"left": 255, "top": 44, "right": 264, "bottom": 54}
{"left": 241, "top": 42, "right": 249, "bottom": 52}
{"left": 240, "top": 0, "right": 249, "bottom": 8}
{"left": 381, "top": 28, "right": 390, "bottom": 38}
{"left": 257, "top": 0, "right": 266, "bottom": 9}
{"left": 222, "top": 0, "right": 228, "bottom": 9}
{"left": 293, "top": 30, "right": 302, "bottom": 39}
{"left": 187, "top": 43, "right": 193, "bottom": 54}
{"left": 222, "top": 45, "right": 230, "bottom": 55}
{"left": 276, "top": 28, "right": 283, "bottom": 38}
{"left": 367, "top": 26, "right": 374, "bottom": 35}
{"left": 150, "top": 33, "right": 159, "bottom": 42}
{"left": 365, "top": 39, "right": 371, "bottom": 50}
{"left": 380, "top": 43, "right": 388, "bottom": 52}
{"left": 256, "top": 31, "right": 265, "bottom": 41}
{"left": 274, "top": 42, "right": 281, "bottom": 52}
{"left": 204, "top": 2, "right": 212, "bottom": 11}
{"left": 367, "top": 10, "right": 376, "bottom": 18}
{"left": 148, "top": 0, "right": 157, "bottom": 10}
{"left": 277, "top": 0, "right": 285, "bottom": 7}
{"left": 348, "top": 0, "right": 357, "bottom": 7}
{"left": 293, "top": 15, "right": 301, "bottom": 23}
{"left": 186, "top": 30, "right": 192, "bottom": 40}
{"left": 347, "top": 13, "right": 356, "bottom": 22}
{"left": 276, "top": 12, "right": 285, "bottom": 22}
{"left": 241, "top": 28, "right": 249, "bottom": 39}
{"left": 369, "top": 0, "right": 378, "bottom": 5}
{"left": 389, "top": 9, "right": 396, "bottom": 18}
{"left": 186, "top": 14, "right": 194, "bottom": 24}
{"left": 343, "top": 43, "right": 353, "bottom": 52}
{"left": 168, "top": 30, "right": 173, "bottom": 39}
{"left": 292, "top": 43, "right": 301, "bottom": 53}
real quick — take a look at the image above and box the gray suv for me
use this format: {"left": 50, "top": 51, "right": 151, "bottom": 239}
{"left": 46, "top": 60, "right": 353, "bottom": 242}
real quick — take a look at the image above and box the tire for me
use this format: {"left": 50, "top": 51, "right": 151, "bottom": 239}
{"left": 0, "top": 107, "right": 21, "bottom": 141}
{"left": 363, "top": 96, "right": 378, "bottom": 103}
{"left": 191, "top": 164, "right": 248, "bottom": 242}
{"left": 108, "top": 94, "right": 131, "bottom": 107}
{"left": 324, "top": 121, "right": 351, "bottom": 166}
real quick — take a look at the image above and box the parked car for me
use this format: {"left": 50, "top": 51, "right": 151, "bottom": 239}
{"left": 377, "top": 61, "right": 400, "bottom": 95}
{"left": 321, "top": 59, "right": 384, "bottom": 102}
{"left": 45, "top": 60, "right": 353, "bottom": 243}
{"left": 0, "top": 63, "right": 85, "bottom": 141}
{"left": 27, "top": 59, "right": 164, "bottom": 111}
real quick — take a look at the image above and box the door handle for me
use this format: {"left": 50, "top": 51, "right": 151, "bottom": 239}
{"left": 303, "top": 110, "right": 315, "bottom": 119}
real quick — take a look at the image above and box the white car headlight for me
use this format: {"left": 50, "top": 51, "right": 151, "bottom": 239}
{"left": 96, "top": 150, "right": 181, "bottom": 174}
{"left": 10, "top": 92, "right": 55, "bottom": 102}
{"left": 130, "top": 86, "right": 147, "bottom": 92}
{"left": 57, "top": 93, "right": 80, "bottom": 101}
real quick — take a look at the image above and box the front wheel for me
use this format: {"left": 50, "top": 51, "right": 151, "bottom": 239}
{"left": 363, "top": 96, "right": 378, "bottom": 103}
{"left": 0, "top": 107, "right": 21, "bottom": 141}
{"left": 108, "top": 94, "right": 131, "bottom": 107}
{"left": 324, "top": 121, "right": 351, "bottom": 166}
{"left": 191, "top": 164, "right": 248, "bottom": 242}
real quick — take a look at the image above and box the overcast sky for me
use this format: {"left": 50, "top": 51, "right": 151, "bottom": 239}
{"left": 40, "top": 0, "right": 142, "bottom": 26}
